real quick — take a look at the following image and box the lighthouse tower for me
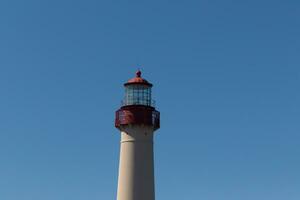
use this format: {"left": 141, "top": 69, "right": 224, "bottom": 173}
{"left": 115, "top": 70, "right": 160, "bottom": 200}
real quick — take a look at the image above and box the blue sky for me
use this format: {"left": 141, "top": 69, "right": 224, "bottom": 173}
{"left": 0, "top": 0, "right": 299, "bottom": 199}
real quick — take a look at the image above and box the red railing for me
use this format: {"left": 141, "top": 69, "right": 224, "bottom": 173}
{"left": 115, "top": 106, "right": 160, "bottom": 130}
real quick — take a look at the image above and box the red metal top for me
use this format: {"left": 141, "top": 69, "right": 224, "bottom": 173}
{"left": 115, "top": 70, "right": 160, "bottom": 131}
{"left": 124, "top": 70, "right": 153, "bottom": 87}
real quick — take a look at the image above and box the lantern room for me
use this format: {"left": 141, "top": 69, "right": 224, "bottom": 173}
{"left": 122, "top": 70, "right": 155, "bottom": 107}
{"left": 115, "top": 70, "right": 160, "bottom": 130}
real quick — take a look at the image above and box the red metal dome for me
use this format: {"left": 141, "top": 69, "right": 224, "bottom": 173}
{"left": 124, "top": 70, "right": 153, "bottom": 87}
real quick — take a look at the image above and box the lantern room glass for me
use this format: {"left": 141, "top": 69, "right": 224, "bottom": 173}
{"left": 123, "top": 85, "right": 152, "bottom": 106}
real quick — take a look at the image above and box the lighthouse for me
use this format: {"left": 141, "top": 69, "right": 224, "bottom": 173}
{"left": 115, "top": 70, "right": 160, "bottom": 200}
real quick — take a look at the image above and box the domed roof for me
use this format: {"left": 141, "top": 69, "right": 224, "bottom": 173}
{"left": 124, "top": 70, "right": 153, "bottom": 87}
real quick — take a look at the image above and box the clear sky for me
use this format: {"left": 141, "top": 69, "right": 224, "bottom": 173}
{"left": 0, "top": 0, "right": 299, "bottom": 199}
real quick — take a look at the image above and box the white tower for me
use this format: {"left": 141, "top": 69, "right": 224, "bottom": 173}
{"left": 115, "top": 71, "right": 160, "bottom": 200}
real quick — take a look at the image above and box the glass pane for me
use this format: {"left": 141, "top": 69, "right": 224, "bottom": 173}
{"left": 124, "top": 85, "right": 152, "bottom": 106}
